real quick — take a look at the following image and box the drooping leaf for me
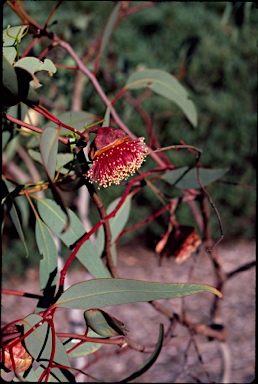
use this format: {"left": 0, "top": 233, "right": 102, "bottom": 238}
{"left": 119, "top": 324, "right": 164, "bottom": 383}
{"left": 40, "top": 127, "right": 59, "bottom": 180}
{"left": 15, "top": 195, "right": 30, "bottom": 229}
{"left": 23, "top": 314, "right": 73, "bottom": 382}
{"left": 96, "top": 195, "right": 132, "bottom": 264}
{"left": 55, "top": 278, "right": 222, "bottom": 310}
{"left": 36, "top": 198, "right": 111, "bottom": 278}
{"left": 35, "top": 217, "right": 58, "bottom": 291}
{"left": 84, "top": 308, "right": 128, "bottom": 337}
{"left": 2, "top": 179, "right": 28, "bottom": 257}
{"left": 161, "top": 166, "right": 229, "bottom": 189}
{"left": 125, "top": 69, "right": 197, "bottom": 127}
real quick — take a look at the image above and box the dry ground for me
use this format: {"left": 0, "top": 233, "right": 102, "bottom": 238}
{"left": 1, "top": 240, "right": 256, "bottom": 383}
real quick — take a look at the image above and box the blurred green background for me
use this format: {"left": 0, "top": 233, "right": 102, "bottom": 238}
{"left": 3, "top": 2, "right": 256, "bottom": 277}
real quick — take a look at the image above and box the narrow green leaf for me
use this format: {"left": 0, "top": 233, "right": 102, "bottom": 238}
{"left": 99, "top": 3, "right": 121, "bottom": 58}
{"left": 35, "top": 217, "right": 58, "bottom": 291}
{"left": 125, "top": 69, "right": 197, "bottom": 127}
{"left": 36, "top": 198, "right": 111, "bottom": 278}
{"left": 96, "top": 195, "right": 132, "bottom": 263}
{"left": 2, "top": 131, "right": 11, "bottom": 150}
{"left": 55, "top": 278, "right": 222, "bottom": 310}
{"left": 23, "top": 314, "right": 72, "bottom": 382}
{"left": 40, "top": 127, "right": 59, "bottom": 180}
{"left": 6, "top": 194, "right": 29, "bottom": 257}
{"left": 162, "top": 167, "right": 229, "bottom": 189}
{"left": 102, "top": 105, "right": 111, "bottom": 127}
{"left": 119, "top": 324, "right": 164, "bottom": 383}
{"left": 15, "top": 195, "right": 30, "bottom": 229}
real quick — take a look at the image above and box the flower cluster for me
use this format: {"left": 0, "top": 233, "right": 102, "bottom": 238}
{"left": 86, "top": 127, "right": 149, "bottom": 188}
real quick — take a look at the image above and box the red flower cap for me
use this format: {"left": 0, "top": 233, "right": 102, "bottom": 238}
{"left": 86, "top": 127, "right": 149, "bottom": 188}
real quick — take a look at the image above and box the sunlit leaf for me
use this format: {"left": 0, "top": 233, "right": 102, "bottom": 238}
{"left": 119, "top": 324, "right": 164, "bottom": 383}
{"left": 36, "top": 198, "right": 111, "bottom": 278}
{"left": 55, "top": 278, "right": 222, "bottom": 309}
{"left": 125, "top": 69, "right": 197, "bottom": 127}
{"left": 14, "top": 57, "right": 56, "bottom": 76}
{"left": 161, "top": 166, "right": 229, "bottom": 189}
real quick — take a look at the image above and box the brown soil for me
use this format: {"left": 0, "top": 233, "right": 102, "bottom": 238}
{"left": 1, "top": 240, "right": 255, "bottom": 383}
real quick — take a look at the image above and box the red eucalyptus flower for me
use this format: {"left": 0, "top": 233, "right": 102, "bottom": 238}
{"left": 86, "top": 127, "right": 149, "bottom": 188}
{"left": 156, "top": 225, "right": 202, "bottom": 264}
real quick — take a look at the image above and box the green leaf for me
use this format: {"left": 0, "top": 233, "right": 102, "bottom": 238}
{"left": 2, "top": 55, "right": 39, "bottom": 107}
{"left": 98, "top": 3, "right": 121, "bottom": 60}
{"left": 3, "top": 25, "right": 29, "bottom": 47}
{"left": 36, "top": 198, "right": 111, "bottom": 278}
{"left": 102, "top": 105, "right": 111, "bottom": 127}
{"left": 2, "top": 179, "right": 28, "bottom": 257}
{"left": 14, "top": 57, "right": 56, "bottom": 76}
{"left": 55, "top": 278, "right": 222, "bottom": 309}
{"left": 28, "top": 149, "right": 74, "bottom": 175}
{"left": 119, "top": 324, "right": 164, "bottom": 383}
{"left": 12, "top": 366, "right": 39, "bottom": 382}
{"left": 40, "top": 127, "right": 59, "bottom": 179}
{"left": 35, "top": 217, "right": 58, "bottom": 291}
{"left": 161, "top": 167, "right": 229, "bottom": 189}
{"left": 125, "top": 69, "right": 197, "bottom": 127}
{"left": 96, "top": 195, "right": 132, "bottom": 264}
{"left": 2, "top": 131, "right": 11, "bottom": 150}
{"left": 15, "top": 195, "right": 30, "bottom": 229}
{"left": 34, "top": 365, "right": 75, "bottom": 382}
{"left": 3, "top": 25, "right": 29, "bottom": 65}
{"left": 84, "top": 309, "right": 128, "bottom": 337}
{"left": 23, "top": 314, "right": 72, "bottom": 382}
